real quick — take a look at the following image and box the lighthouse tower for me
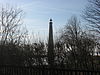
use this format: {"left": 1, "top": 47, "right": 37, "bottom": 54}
{"left": 48, "top": 19, "right": 54, "bottom": 66}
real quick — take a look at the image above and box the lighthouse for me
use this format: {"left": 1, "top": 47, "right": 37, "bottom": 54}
{"left": 48, "top": 19, "right": 54, "bottom": 66}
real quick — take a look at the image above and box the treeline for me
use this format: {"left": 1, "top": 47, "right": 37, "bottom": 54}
{"left": 0, "top": 0, "right": 100, "bottom": 70}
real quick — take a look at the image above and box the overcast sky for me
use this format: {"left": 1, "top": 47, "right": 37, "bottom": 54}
{"left": 0, "top": 0, "right": 88, "bottom": 41}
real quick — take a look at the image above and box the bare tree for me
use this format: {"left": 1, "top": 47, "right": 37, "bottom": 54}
{"left": 56, "top": 16, "right": 96, "bottom": 69}
{"left": 0, "top": 6, "right": 27, "bottom": 65}
{"left": 82, "top": 0, "right": 100, "bottom": 34}
{"left": 0, "top": 6, "right": 23, "bottom": 44}
{"left": 82, "top": 0, "right": 100, "bottom": 57}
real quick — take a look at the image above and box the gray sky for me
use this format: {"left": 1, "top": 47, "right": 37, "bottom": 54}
{"left": 0, "top": 0, "right": 88, "bottom": 41}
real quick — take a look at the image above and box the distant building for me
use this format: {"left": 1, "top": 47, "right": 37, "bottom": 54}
{"left": 94, "top": 44, "right": 100, "bottom": 56}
